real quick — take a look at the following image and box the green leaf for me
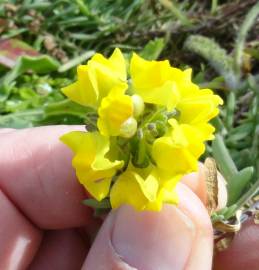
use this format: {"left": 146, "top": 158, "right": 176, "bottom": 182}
{"left": 227, "top": 166, "right": 254, "bottom": 205}
{"left": 226, "top": 179, "right": 259, "bottom": 219}
{"left": 0, "top": 55, "right": 60, "bottom": 101}
{"left": 227, "top": 123, "right": 254, "bottom": 142}
{"left": 140, "top": 38, "right": 165, "bottom": 60}
{"left": 0, "top": 109, "right": 43, "bottom": 128}
{"left": 225, "top": 92, "right": 236, "bottom": 129}
{"left": 212, "top": 134, "right": 238, "bottom": 180}
{"left": 82, "top": 198, "right": 111, "bottom": 209}
{"left": 44, "top": 99, "right": 88, "bottom": 118}
{"left": 210, "top": 117, "right": 227, "bottom": 135}
{"left": 210, "top": 0, "right": 218, "bottom": 15}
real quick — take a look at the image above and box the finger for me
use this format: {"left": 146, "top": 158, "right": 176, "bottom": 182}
{"left": 0, "top": 126, "right": 93, "bottom": 229}
{"left": 0, "top": 190, "right": 42, "bottom": 270}
{"left": 83, "top": 183, "right": 213, "bottom": 270}
{"left": 181, "top": 163, "right": 228, "bottom": 210}
{"left": 214, "top": 217, "right": 259, "bottom": 270}
{"left": 181, "top": 163, "right": 207, "bottom": 204}
{"left": 0, "top": 128, "right": 15, "bottom": 134}
{"left": 28, "top": 229, "right": 88, "bottom": 270}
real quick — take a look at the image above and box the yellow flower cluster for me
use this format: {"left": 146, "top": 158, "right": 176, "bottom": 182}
{"left": 60, "top": 48, "right": 223, "bottom": 211}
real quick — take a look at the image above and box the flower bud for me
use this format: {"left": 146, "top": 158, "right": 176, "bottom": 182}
{"left": 131, "top": 94, "right": 144, "bottom": 118}
{"left": 119, "top": 117, "right": 138, "bottom": 138}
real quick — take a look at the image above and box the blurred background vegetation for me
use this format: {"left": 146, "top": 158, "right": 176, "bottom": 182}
{"left": 0, "top": 0, "right": 258, "bottom": 218}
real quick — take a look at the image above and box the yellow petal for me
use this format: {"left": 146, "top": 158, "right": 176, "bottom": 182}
{"left": 61, "top": 65, "right": 98, "bottom": 107}
{"left": 91, "top": 48, "right": 127, "bottom": 81}
{"left": 168, "top": 119, "right": 189, "bottom": 147}
{"left": 130, "top": 53, "right": 180, "bottom": 109}
{"left": 60, "top": 131, "right": 123, "bottom": 201}
{"left": 183, "top": 68, "right": 192, "bottom": 81}
{"left": 97, "top": 87, "right": 134, "bottom": 137}
{"left": 110, "top": 168, "right": 180, "bottom": 211}
{"left": 62, "top": 48, "right": 127, "bottom": 108}
{"left": 146, "top": 186, "right": 179, "bottom": 211}
{"left": 88, "top": 60, "right": 127, "bottom": 104}
{"left": 137, "top": 81, "right": 180, "bottom": 110}
{"left": 179, "top": 124, "right": 205, "bottom": 158}
{"left": 194, "top": 123, "right": 216, "bottom": 141}
{"left": 110, "top": 170, "right": 157, "bottom": 211}
{"left": 145, "top": 171, "right": 180, "bottom": 211}
{"left": 152, "top": 136, "right": 198, "bottom": 175}
{"left": 130, "top": 53, "right": 171, "bottom": 89}
{"left": 169, "top": 119, "right": 205, "bottom": 158}
{"left": 177, "top": 89, "right": 223, "bottom": 124}
{"left": 159, "top": 186, "right": 179, "bottom": 204}
{"left": 152, "top": 120, "right": 206, "bottom": 175}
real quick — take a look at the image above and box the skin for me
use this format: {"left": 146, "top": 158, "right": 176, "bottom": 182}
{"left": 0, "top": 126, "right": 258, "bottom": 270}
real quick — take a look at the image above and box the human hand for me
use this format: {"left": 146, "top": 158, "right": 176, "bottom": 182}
{"left": 0, "top": 126, "right": 258, "bottom": 270}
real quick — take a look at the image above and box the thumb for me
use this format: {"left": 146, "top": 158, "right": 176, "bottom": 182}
{"left": 83, "top": 183, "right": 213, "bottom": 270}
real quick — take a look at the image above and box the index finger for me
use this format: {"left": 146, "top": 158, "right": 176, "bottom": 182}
{"left": 0, "top": 126, "right": 93, "bottom": 229}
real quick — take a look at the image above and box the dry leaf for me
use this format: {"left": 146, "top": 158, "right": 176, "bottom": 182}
{"left": 0, "top": 39, "right": 39, "bottom": 68}
{"left": 204, "top": 157, "right": 218, "bottom": 215}
{"left": 215, "top": 234, "right": 234, "bottom": 252}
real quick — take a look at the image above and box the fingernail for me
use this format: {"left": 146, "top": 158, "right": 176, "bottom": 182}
{"left": 112, "top": 204, "right": 196, "bottom": 270}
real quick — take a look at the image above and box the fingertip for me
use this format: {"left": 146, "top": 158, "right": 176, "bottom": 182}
{"left": 0, "top": 125, "right": 92, "bottom": 229}
{"left": 28, "top": 229, "right": 88, "bottom": 270}
{"left": 181, "top": 163, "right": 207, "bottom": 205}
{"left": 176, "top": 183, "right": 214, "bottom": 270}
{"left": 84, "top": 184, "right": 213, "bottom": 270}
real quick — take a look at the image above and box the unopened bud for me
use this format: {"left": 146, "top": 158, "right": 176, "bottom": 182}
{"left": 147, "top": 123, "right": 159, "bottom": 137}
{"left": 131, "top": 95, "right": 144, "bottom": 118}
{"left": 119, "top": 117, "right": 137, "bottom": 138}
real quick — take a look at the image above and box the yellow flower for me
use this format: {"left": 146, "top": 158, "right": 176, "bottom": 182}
{"left": 177, "top": 88, "right": 223, "bottom": 124}
{"left": 176, "top": 85, "right": 223, "bottom": 140}
{"left": 62, "top": 48, "right": 127, "bottom": 107}
{"left": 152, "top": 119, "right": 205, "bottom": 176}
{"left": 130, "top": 53, "right": 222, "bottom": 128}
{"left": 97, "top": 86, "right": 137, "bottom": 137}
{"left": 110, "top": 168, "right": 179, "bottom": 211}
{"left": 60, "top": 48, "right": 224, "bottom": 212}
{"left": 161, "top": 67, "right": 223, "bottom": 140}
{"left": 130, "top": 53, "right": 180, "bottom": 110}
{"left": 60, "top": 131, "right": 124, "bottom": 201}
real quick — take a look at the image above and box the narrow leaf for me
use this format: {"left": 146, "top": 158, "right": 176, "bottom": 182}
{"left": 212, "top": 134, "right": 238, "bottom": 180}
{"left": 227, "top": 166, "right": 254, "bottom": 205}
{"left": 140, "top": 38, "right": 165, "bottom": 61}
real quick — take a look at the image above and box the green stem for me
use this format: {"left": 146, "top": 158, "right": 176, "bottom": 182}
{"left": 141, "top": 108, "right": 165, "bottom": 127}
{"left": 225, "top": 179, "right": 259, "bottom": 219}
{"left": 58, "top": 51, "right": 95, "bottom": 72}
{"left": 234, "top": 2, "right": 259, "bottom": 79}
{"left": 159, "top": 0, "right": 191, "bottom": 26}
{"left": 0, "top": 109, "right": 43, "bottom": 120}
